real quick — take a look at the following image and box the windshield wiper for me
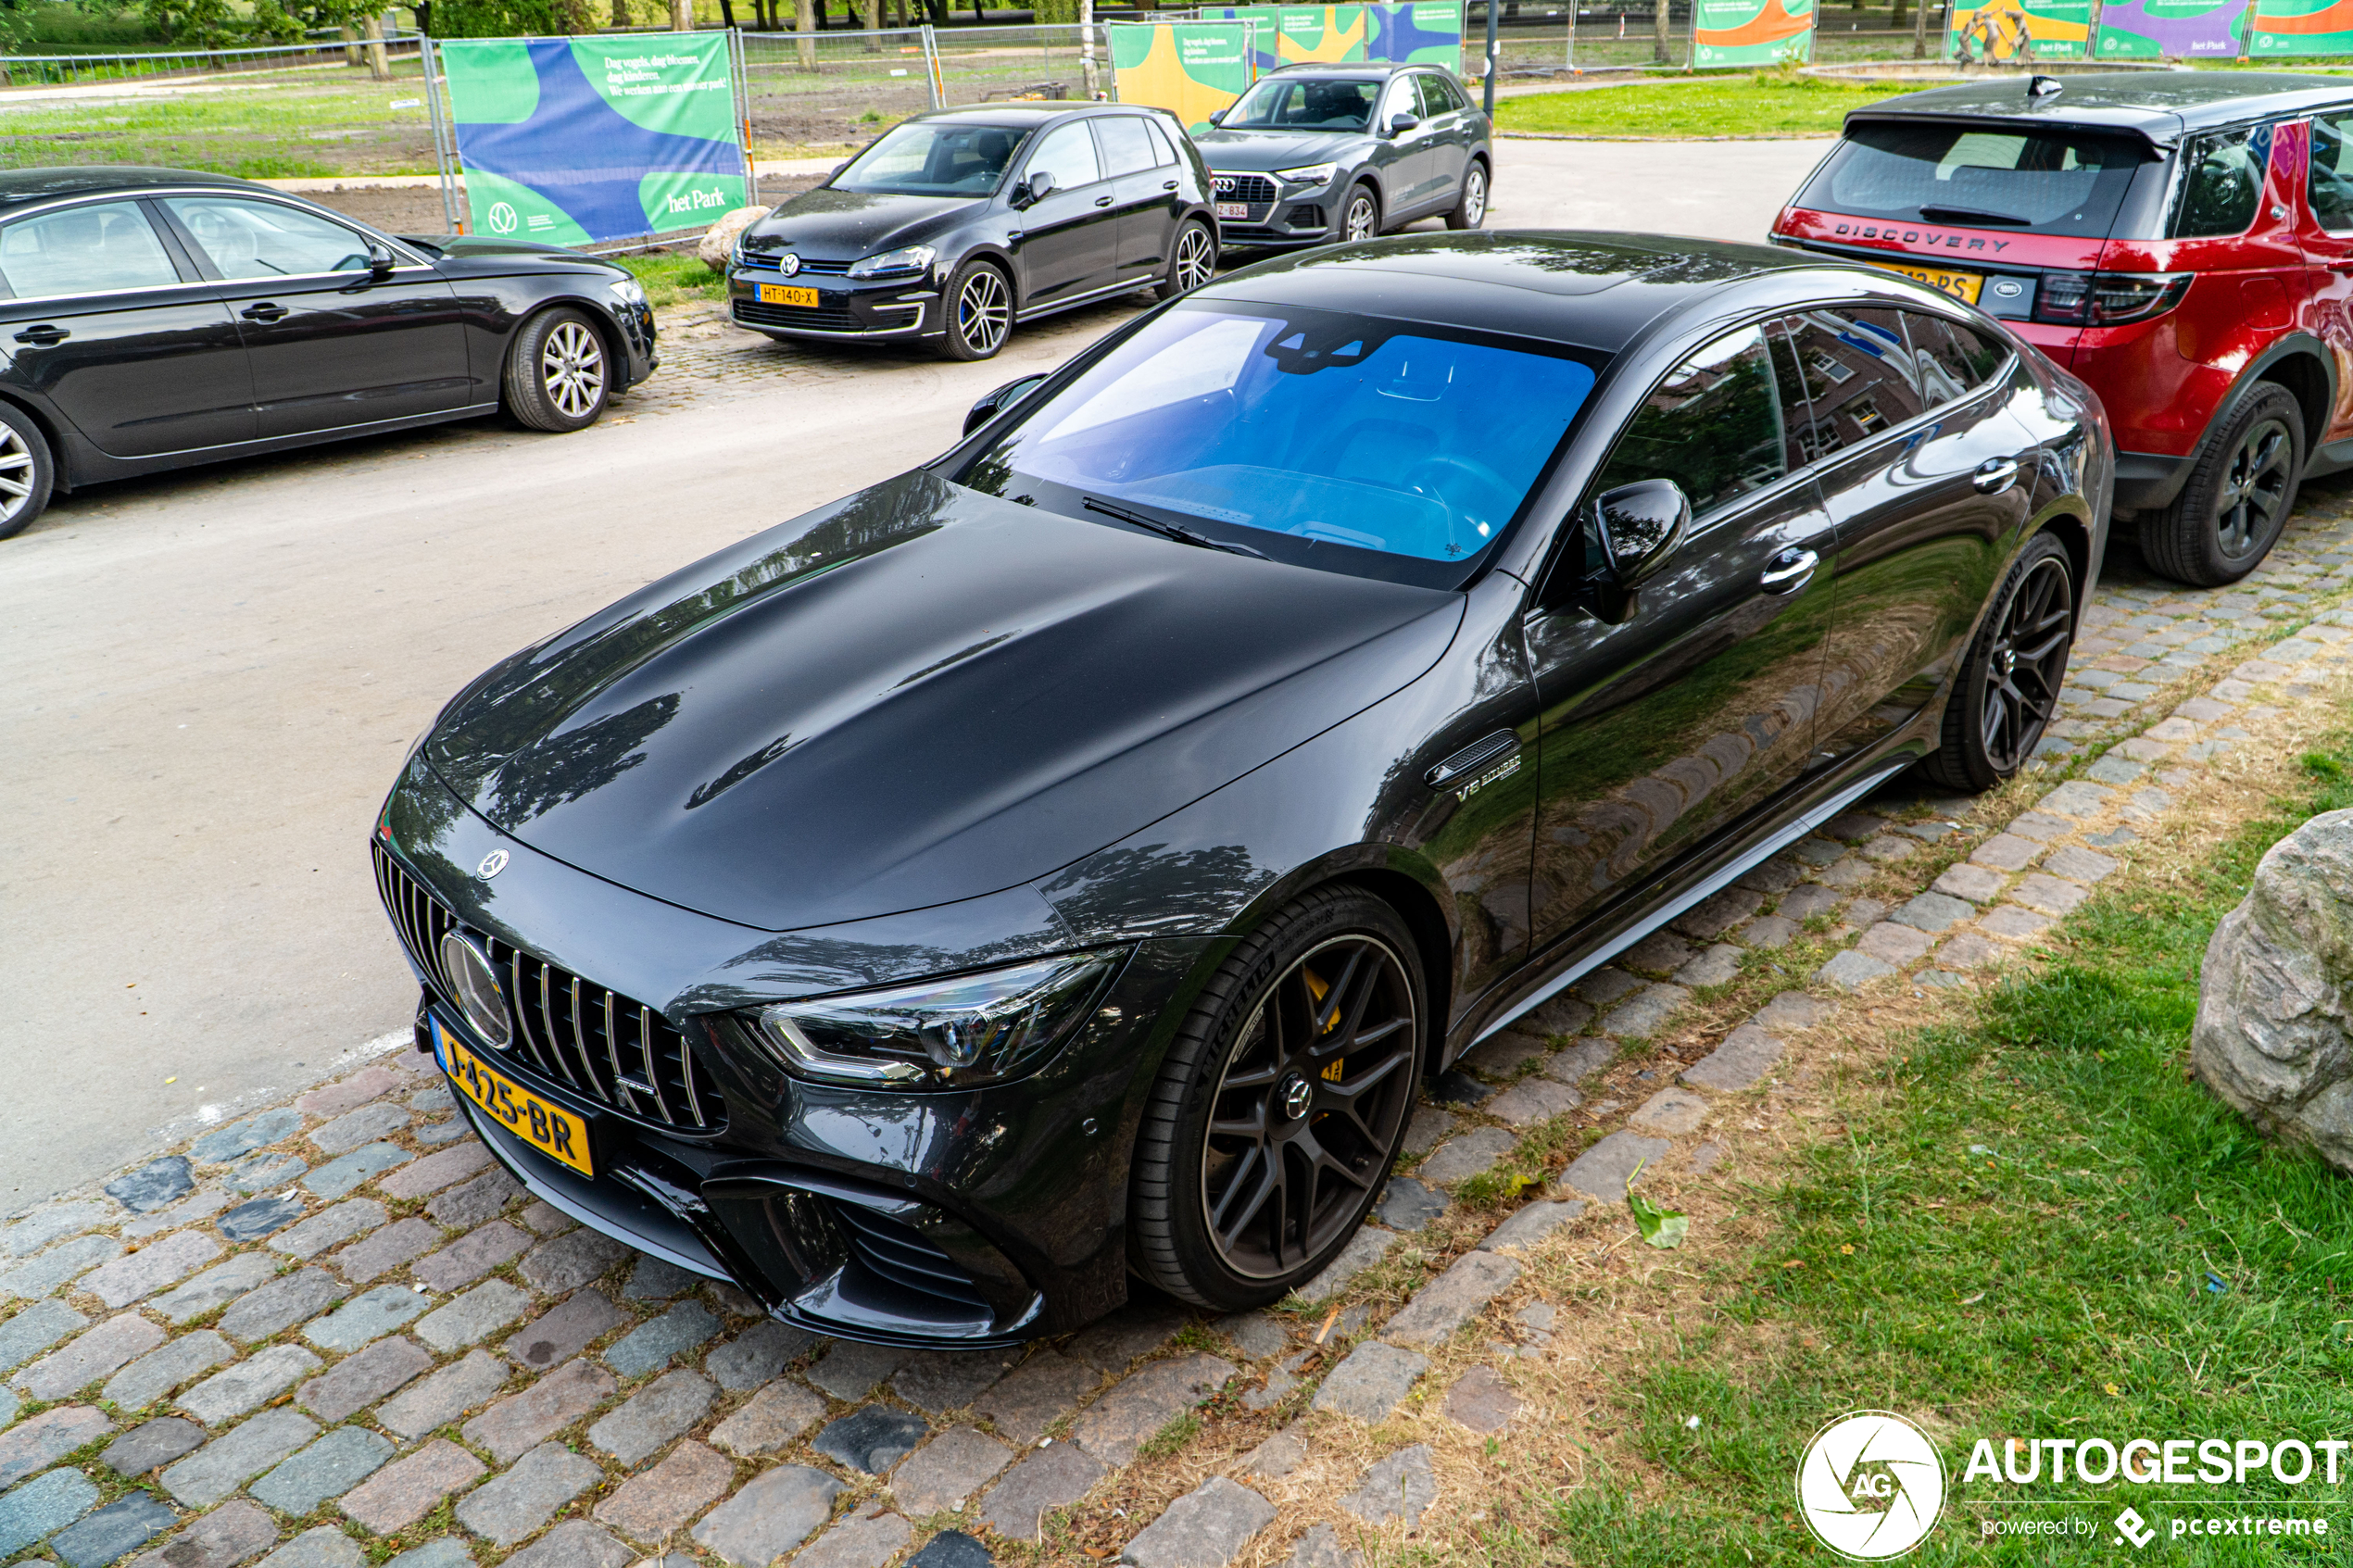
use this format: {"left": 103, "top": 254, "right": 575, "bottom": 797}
{"left": 1084, "top": 496, "right": 1267, "bottom": 559}
{"left": 1917, "top": 203, "right": 2033, "bottom": 227}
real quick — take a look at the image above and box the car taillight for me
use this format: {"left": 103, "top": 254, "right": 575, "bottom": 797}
{"left": 2033, "top": 271, "right": 2194, "bottom": 326}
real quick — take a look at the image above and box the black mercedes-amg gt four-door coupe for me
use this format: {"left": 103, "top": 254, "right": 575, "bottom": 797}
{"left": 376, "top": 232, "right": 2109, "bottom": 1348}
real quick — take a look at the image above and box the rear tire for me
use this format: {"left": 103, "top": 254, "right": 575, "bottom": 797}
{"left": 1130, "top": 885, "right": 1427, "bottom": 1311}
{"left": 1923, "top": 531, "right": 2076, "bottom": 793}
{"left": 1444, "top": 159, "right": 1489, "bottom": 230}
{"left": 503, "top": 307, "right": 610, "bottom": 433}
{"left": 935, "top": 259, "right": 1013, "bottom": 361}
{"left": 1154, "top": 219, "right": 1217, "bottom": 301}
{"left": 0, "top": 402, "right": 53, "bottom": 542}
{"left": 2139, "top": 382, "right": 2301, "bottom": 586}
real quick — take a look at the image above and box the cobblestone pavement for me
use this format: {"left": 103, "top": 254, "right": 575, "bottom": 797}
{"left": 8, "top": 497, "right": 2353, "bottom": 1568}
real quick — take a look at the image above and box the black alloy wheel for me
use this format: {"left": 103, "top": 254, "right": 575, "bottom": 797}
{"left": 1154, "top": 220, "right": 1217, "bottom": 300}
{"left": 2141, "top": 382, "right": 2302, "bottom": 587}
{"left": 1925, "top": 531, "right": 2075, "bottom": 792}
{"left": 1340, "top": 185, "right": 1380, "bottom": 244}
{"left": 0, "top": 401, "right": 54, "bottom": 542}
{"left": 937, "top": 258, "right": 1013, "bottom": 361}
{"left": 1130, "top": 886, "right": 1425, "bottom": 1309}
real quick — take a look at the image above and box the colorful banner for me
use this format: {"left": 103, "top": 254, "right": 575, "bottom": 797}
{"left": 2095, "top": 0, "right": 2250, "bottom": 54}
{"left": 1945, "top": 0, "right": 2094, "bottom": 56}
{"left": 442, "top": 33, "right": 747, "bottom": 245}
{"left": 2253, "top": 0, "right": 2353, "bottom": 54}
{"left": 1201, "top": 1, "right": 1462, "bottom": 70}
{"left": 1692, "top": 0, "right": 1817, "bottom": 66}
{"left": 1110, "top": 21, "right": 1259, "bottom": 133}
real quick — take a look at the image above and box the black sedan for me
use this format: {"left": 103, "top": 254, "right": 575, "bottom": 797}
{"left": 728, "top": 103, "right": 1218, "bottom": 360}
{"left": 0, "top": 167, "right": 655, "bottom": 542}
{"left": 375, "top": 233, "right": 2108, "bottom": 1347}
{"left": 1196, "top": 63, "right": 1491, "bottom": 247}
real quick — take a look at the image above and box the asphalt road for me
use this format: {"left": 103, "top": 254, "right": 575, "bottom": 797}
{"left": 0, "top": 136, "right": 1832, "bottom": 1215}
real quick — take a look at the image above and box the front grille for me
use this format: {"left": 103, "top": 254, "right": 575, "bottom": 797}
{"left": 1213, "top": 171, "right": 1277, "bottom": 204}
{"left": 738, "top": 254, "right": 852, "bottom": 275}
{"left": 735, "top": 298, "right": 862, "bottom": 332}
{"left": 831, "top": 1202, "right": 990, "bottom": 1311}
{"left": 374, "top": 843, "right": 726, "bottom": 1135}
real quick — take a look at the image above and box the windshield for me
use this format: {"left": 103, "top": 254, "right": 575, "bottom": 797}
{"left": 833, "top": 121, "right": 1028, "bottom": 196}
{"left": 1221, "top": 77, "right": 1380, "bottom": 132}
{"left": 954, "top": 302, "right": 1604, "bottom": 586}
{"left": 1799, "top": 120, "right": 2150, "bottom": 238}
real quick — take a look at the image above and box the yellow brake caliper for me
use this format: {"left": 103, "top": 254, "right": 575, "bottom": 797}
{"left": 1304, "top": 968, "right": 1343, "bottom": 1083}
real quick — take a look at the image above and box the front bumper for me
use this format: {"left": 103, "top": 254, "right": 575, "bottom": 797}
{"left": 1208, "top": 176, "right": 1337, "bottom": 247}
{"left": 377, "top": 759, "right": 1215, "bottom": 1346}
{"left": 727, "top": 262, "right": 939, "bottom": 339}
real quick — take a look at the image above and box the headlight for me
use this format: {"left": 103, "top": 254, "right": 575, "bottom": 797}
{"left": 1276, "top": 162, "right": 1339, "bottom": 187}
{"left": 608, "top": 276, "right": 648, "bottom": 308}
{"left": 750, "top": 950, "right": 1124, "bottom": 1090}
{"left": 849, "top": 245, "right": 938, "bottom": 281}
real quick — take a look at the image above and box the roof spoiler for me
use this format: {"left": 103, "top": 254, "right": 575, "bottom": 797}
{"left": 1839, "top": 107, "right": 2175, "bottom": 154}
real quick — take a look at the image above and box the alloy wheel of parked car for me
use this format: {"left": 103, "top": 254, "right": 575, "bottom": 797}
{"left": 1341, "top": 186, "right": 1379, "bottom": 244}
{"left": 1445, "top": 161, "right": 1489, "bottom": 231}
{"left": 940, "top": 260, "right": 1012, "bottom": 360}
{"left": 1131, "top": 886, "right": 1424, "bottom": 1309}
{"left": 1926, "top": 532, "right": 2075, "bottom": 791}
{"left": 0, "top": 406, "right": 54, "bottom": 543}
{"left": 505, "top": 307, "right": 610, "bottom": 433}
{"left": 1156, "top": 220, "right": 1217, "bottom": 300}
{"left": 2143, "top": 383, "right": 2300, "bottom": 588}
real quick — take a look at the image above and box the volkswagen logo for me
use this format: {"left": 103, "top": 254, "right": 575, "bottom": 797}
{"left": 779, "top": 252, "right": 802, "bottom": 277}
{"left": 438, "top": 931, "right": 514, "bottom": 1050}
{"left": 477, "top": 849, "right": 509, "bottom": 879}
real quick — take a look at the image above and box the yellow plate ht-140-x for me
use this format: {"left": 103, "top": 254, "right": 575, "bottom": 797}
{"left": 1870, "top": 259, "right": 1984, "bottom": 305}
{"left": 436, "top": 1020, "right": 594, "bottom": 1176}
{"left": 757, "top": 282, "right": 819, "bottom": 307}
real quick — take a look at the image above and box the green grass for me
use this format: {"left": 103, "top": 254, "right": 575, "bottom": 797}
{"left": 1480, "top": 740, "right": 2353, "bottom": 1562}
{"left": 611, "top": 249, "right": 725, "bottom": 309}
{"left": 1495, "top": 72, "right": 1898, "bottom": 138}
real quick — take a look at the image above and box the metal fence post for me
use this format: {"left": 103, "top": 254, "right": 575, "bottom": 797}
{"left": 422, "top": 35, "right": 462, "bottom": 235}
{"left": 922, "top": 22, "right": 942, "bottom": 107}
{"left": 732, "top": 28, "right": 759, "bottom": 207}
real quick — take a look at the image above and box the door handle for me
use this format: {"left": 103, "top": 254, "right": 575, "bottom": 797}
{"left": 241, "top": 303, "right": 289, "bottom": 322}
{"left": 1163, "top": 180, "right": 1179, "bottom": 192}
{"left": 1760, "top": 547, "right": 1818, "bottom": 594}
{"left": 1093, "top": 194, "right": 1114, "bottom": 207}
{"left": 11, "top": 324, "right": 66, "bottom": 345}
{"left": 1972, "top": 456, "right": 2021, "bottom": 493}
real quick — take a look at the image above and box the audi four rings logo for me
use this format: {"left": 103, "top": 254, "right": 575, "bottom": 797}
{"left": 1213, "top": 175, "right": 1236, "bottom": 194}
{"left": 778, "top": 253, "right": 802, "bottom": 277}
{"left": 477, "top": 849, "right": 509, "bottom": 879}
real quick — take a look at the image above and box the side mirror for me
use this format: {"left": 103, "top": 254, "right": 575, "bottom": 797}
{"left": 1207, "top": 107, "right": 1227, "bottom": 126}
{"left": 964, "top": 372, "right": 1049, "bottom": 435}
{"left": 1387, "top": 110, "right": 1421, "bottom": 135}
{"left": 1011, "top": 169, "right": 1055, "bottom": 208}
{"left": 829, "top": 160, "right": 851, "bottom": 182}
{"left": 367, "top": 242, "right": 396, "bottom": 279}
{"left": 1582, "top": 477, "right": 1691, "bottom": 624}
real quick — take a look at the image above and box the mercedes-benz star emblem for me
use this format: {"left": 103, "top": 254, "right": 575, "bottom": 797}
{"left": 779, "top": 252, "right": 801, "bottom": 277}
{"left": 477, "top": 849, "right": 510, "bottom": 879}
{"left": 1281, "top": 1076, "right": 1314, "bottom": 1121}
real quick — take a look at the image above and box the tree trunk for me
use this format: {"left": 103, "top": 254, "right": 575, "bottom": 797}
{"left": 611, "top": 0, "right": 629, "bottom": 26}
{"left": 671, "top": 0, "right": 692, "bottom": 28}
{"left": 861, "top": 0, "right": 878, "bottom": 44}
{"left": 363, "top": 12, "right": 392, "bottom": 76}
{"left": 1891, "top": 0, "right": 1906, "bottom": 29}
{"left": 1652, "top": 0, "right": 1669, "bottom": 61}
{"left": 340, "top": 24, "right": 361, "bottom": 66}
{"left": 1913, "top": 0, "right": 1931, "bottom": 52}
{"left": 797, "top": 0, "right": 815, "bottom": 62}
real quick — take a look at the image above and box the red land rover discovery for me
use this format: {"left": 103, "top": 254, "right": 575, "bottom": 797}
{"left": 1773, "top": 71, "right": 2353, "bottom": 586}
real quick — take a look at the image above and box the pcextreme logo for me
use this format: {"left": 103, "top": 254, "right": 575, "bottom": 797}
{"left": 1796, "top": 1411, "right": 1947, "bottom": 1560}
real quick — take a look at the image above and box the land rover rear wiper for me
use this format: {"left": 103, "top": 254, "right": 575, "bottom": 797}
{"left": 1084, "top": 496, "right": 1267, "bottom": 558}
{"left": 1917, "top": 203, "right": 2032, "bottom": 227}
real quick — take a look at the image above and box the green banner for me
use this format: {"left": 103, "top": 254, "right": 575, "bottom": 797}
{"left": 2253, "top": 0, "right": 2353, "bottom": 53}
{"left": 444, "top": 33, "right": 747, "bottom": 245}
{"left": 1111, "top": 21, "right": 1258, "bottom": 134}
{"left": 1692, "top": 0, "right": 1816, "bottom": 65}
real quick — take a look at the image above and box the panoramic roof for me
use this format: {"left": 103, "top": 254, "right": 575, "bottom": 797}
{"left": 1857, "top": 69, "right": 2353, "bottom": 138}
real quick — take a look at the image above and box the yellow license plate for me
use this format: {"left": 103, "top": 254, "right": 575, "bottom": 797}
{"left": 1872, "top": 260, "right": 1983, "bottom": 305}
{"left": 438, "top": 1022, "right": 593, "bottom": 1176}
{"left": 756, "top": 282, "right": 819, "bottom": 307}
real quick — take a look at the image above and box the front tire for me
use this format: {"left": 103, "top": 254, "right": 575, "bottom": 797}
{"left": 2140, "top": 382, "right": 2302, "bottom": 586}
{"left": 1130, "top": 885, "right": 1427, "bottom": 1311}
{"left": 936, "top": 259, "right": 1013, "bottom": 361}
{"left": 1444, "top": 159, "right": 1489, "bottom": 230}
{"left": 503, "top": 307, "right": 610, "bottom": 433}
{"left": 1923, "top": 531, "right": 2075, "bottom": 793}
{"left": 1154, "top": 219, "right": 1217, "bottom": 301}
{"left": 0, "top": 402, "right": 55, "bottom": 542}
{"left": 1340, "top": 183, "right": 1380, "bottom": 244}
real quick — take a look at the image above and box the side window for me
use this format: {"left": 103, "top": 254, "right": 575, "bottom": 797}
{"left": 1144, "top": 118, "right": 1179, "bottom": 168}
{"left": 164, "top": 196, "right": 373, "bottom": 280}
{"left": 1381, "top": 76, "right": 1417, "bottom": 126}
{"left": 0, "top": 200, "right": 181, "bottom": 299}
{"left": 1591, "top": 322, "right": 1790, "bottom": 521}
{"left": 1026, "top": 120, "right": 1102, "bottom": 193}
{"left": 2170, "top": 123, "right": 2273, "bottom": 238}
{"left": 1412, "top": 76, "right": 1447, "bottom": 118}
{"left": 1779, "top": 307, "right": 1929, "bottom": 459}
{"left": 1904, "top": 311, "right": 2006, "bottom": 404}
{"left": 2312, "top": 113, "right": 2353, "bottom": 233}
{"left": 1095, "top": 116, "right": 1159, "bottom": 180}
{"left": 1429, "top": 73, "right": 1468, "bottom": 113}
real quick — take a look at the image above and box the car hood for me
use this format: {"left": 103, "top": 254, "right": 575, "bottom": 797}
{"left": 745, "top": 188, "right": 981, "bottom": 259}
{"left": 422, "top": 471, "right": 1465, "bottom": 933}
{"left": 1192, "top": 128, "right": 1365, "bottom": 172}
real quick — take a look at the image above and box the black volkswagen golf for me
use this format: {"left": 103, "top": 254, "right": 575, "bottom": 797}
{"left": 378, "top": 233, "right": 2108, "bottom": 1348}
{"left": 728, "top": 103, "right": 1219, "bottom": 360}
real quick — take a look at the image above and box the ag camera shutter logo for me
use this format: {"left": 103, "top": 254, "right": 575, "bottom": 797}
{"left": 1796, "top": 1411, "right": 1946, "bottom": 1560}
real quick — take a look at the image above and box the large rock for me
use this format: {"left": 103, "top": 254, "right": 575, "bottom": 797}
{"left": 698, "top": 207, "right": 771, "bottom": 271}
{"left": 2194, "top": 809, "right": 2353, "bottom": 1166}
